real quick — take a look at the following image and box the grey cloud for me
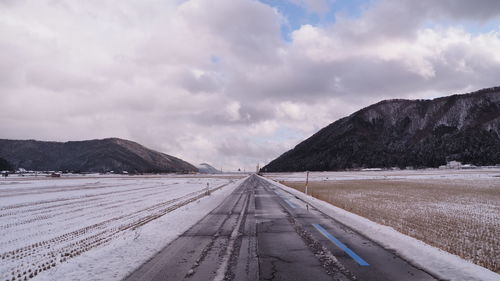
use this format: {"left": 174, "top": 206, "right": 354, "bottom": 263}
{"left": 335, "top": 49, "right": 500, "bottom": 101}
{"left": 227, "top": 55, "right": 423, "bottom": 102}
{"left": 25, "top": 68, "right": 107, "bottom": 92}
{"left": 0, "top": 0, "right": 23, "bottom": 7}
{"left": 332, "top": 58, "right": 425, "bottom": 98}
{"left": 423, "top": 0, "right": 500, "bottom": 21}
{"left": 138, "top": 0, "right": 283, "bottom": 67}
{"left": 217, "top": 136, "right": 288, "bottom": 165}
{"left": 335, "top": 0, "right": 500, "bottom": 42}
{"left": 227, "top": 44, "right": 500, "bottom": 106}
{"left": 189, "top": 102, "right": 275, "bottom": 126}
{"left": 192, "top": 0, "right": 283, "bottom": 64}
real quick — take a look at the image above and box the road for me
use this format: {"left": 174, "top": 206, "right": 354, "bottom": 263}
{"left": 124, "top": 174, "right": 438, "bottom": 281}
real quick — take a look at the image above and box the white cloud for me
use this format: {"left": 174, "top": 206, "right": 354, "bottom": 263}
{"left": 249, "top": 120, "right": 279, "bottom": 136}
{"left": 225, "top": 101, "right": 242, "bottom": 121}
{"left": 276, "top": 102, "right": 306, "bottom": 120}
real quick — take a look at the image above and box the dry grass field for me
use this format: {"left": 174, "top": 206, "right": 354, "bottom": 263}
{"left": 280, "top": 177, "right": 500, "bottom": 272}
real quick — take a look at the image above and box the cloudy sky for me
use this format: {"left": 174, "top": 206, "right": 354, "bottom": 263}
{"left": 1, "top": 0, "right": 500, "bottom": 171}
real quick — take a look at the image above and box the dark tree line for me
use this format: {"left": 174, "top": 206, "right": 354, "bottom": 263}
{"left": 0, "top": 157, "right": 13, "bottom": 171}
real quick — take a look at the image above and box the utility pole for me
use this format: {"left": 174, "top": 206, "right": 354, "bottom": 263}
{"left": 305, "top": 171, "right": 309, "bottom": 195}
{"left": 305, "top": 171, "right": 310, "bottom": 211}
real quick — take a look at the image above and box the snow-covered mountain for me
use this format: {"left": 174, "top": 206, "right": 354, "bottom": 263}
{"left": 196, "top": 163, "right": 221, "bottom": 174}
{"left": 0, "top": 138, "right": 197, "bottom": 173}
{"left": 263, "top": 87, "right": 500, "bottom": 172}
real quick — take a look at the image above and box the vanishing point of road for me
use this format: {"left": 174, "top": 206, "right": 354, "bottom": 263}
{"left": 124, "top": 174, "right": 438, "bottom": 281}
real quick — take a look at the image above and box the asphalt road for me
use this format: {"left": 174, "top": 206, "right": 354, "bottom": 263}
{"left": 123, "top": 174, "right": 438, "bottom": 281}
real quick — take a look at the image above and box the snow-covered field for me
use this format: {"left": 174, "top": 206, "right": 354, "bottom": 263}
{"left": 0, "top": 174, "right": 245, "bottom": 281}
{"left": 265, "top": 169, "right": 500, "bottom": 276}
{"left": 266, "top": 168, "right": 500, "bottom": 182}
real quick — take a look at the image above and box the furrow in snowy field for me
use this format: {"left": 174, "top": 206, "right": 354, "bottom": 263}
{"left": 0, "top": 175, "right": 239, "bottom": 281}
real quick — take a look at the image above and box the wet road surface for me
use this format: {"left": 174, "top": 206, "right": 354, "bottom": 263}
{"left": 124, "top": 174, "right": 438, "bottom": 281}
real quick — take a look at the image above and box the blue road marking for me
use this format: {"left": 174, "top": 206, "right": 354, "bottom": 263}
{"left": 284, "top": 199, "right": 299, "bottom": 209}
{"left": 312, "top": 223, "right": 370, "bottom": 266}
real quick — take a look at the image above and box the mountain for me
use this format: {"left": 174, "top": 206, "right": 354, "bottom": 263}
{"left": 196, "top": 163, "right": 222, "bottom": 174}
{"left": 0, "top": 138, "right": 197, "bottom": 173}
{"left": 0, "top": 157, "right": 12, "bottom": 171}
{"left": 263, "top": 87, "right": 500, "bottom": 172}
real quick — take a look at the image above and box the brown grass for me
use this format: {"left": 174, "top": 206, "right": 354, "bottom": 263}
{"left": 281, "top": 179, "right": 500, "bottom": 273}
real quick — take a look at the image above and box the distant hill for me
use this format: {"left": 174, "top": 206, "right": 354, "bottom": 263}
{"left": 196, "top": 163, "right": 221, "bottom": 174}
{"left": 0, "top": 138, "right": 197, "bottom": 173}
{"left": 263, "top": 87, "right": 500, "bottom": 172}
{"left": 0, "top": 157, "right": 12, "bottom": 171}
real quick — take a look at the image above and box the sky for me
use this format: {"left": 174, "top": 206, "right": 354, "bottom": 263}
{"left": 1, "top": 0, "right": 500, "bottom": 171}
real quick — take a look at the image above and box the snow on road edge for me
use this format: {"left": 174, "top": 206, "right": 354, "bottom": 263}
{"left": 260, "top": 176, "right": 499, "bottom": 281}
{"left": 35, "top": 177, "right": 247, "bottom": 281}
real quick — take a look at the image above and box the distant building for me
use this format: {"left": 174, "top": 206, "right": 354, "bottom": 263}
{"left": 361, "top": 168, "right": 383, "bottom": 171}
{"left": 461, "top": 164, "right": 477, "bottom": 169}
{"left": 448, "top": 161, "right": 462, "bottom": 169}
{"left": 439, "top": 161, "right": 476, "bottom": 169}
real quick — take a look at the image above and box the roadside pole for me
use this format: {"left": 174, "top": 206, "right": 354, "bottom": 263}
{"left": 206, "top": 182, "right": 210, "bottom": 196}
{"left": 305, "top": 171, "right": 309, "bottom": 195}
{"left": 305, "top": 171, "right": 309, "bottom": 211}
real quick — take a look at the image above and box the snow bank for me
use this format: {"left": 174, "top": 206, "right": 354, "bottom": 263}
{"left": 261, "top": 176, "right": 499, "bottom": 281}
